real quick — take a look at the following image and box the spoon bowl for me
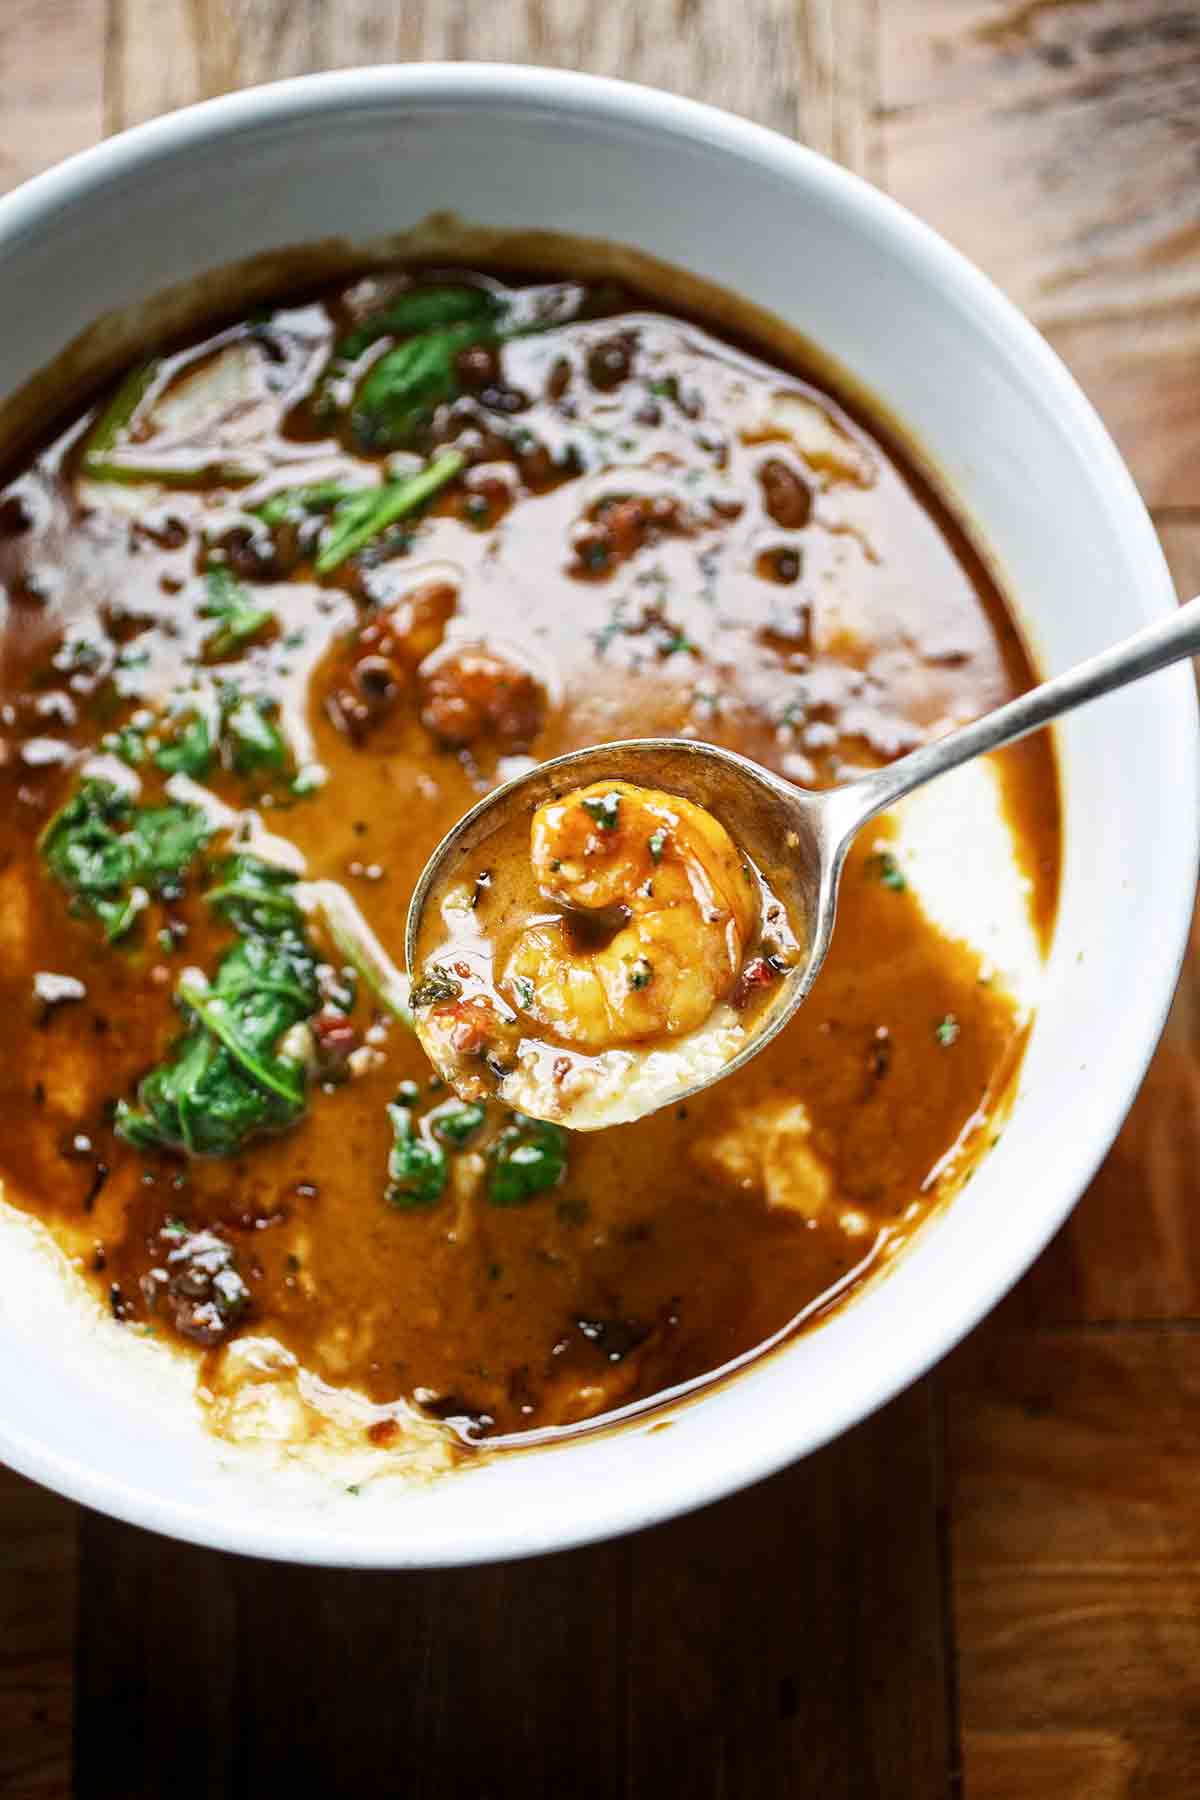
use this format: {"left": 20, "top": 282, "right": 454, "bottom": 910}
{"left": 405, "top": 737, "right": 846, "bottom": 1110}
{"left": 408, "top": 599, "right": 1200, "bottom": 1126}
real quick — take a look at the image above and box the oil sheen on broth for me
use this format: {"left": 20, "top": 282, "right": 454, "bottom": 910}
{"left": 0, "top": 266, "right": 1059, "bottom": 1453}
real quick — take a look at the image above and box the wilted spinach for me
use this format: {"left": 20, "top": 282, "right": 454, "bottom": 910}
{"left": 314, "top": 284, "right": 501, "bottom": 418}
{"left": 40, "top": 779, "right": 212, "bottom": 940}
{"left": 384, "top": 1092, "right": 448, "bottom": 1209}
{"left": 489, "top": 1116, "right": 568, "bottom": 1207}
{"left": 114, "top": 856, "right": 323, "bottom": 1156}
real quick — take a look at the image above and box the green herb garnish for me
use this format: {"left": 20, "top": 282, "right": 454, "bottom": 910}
{"left": 582, "top": 792, "right": 621, "bottom": 832}
{"left": 648, "top": 828, "right": 667, "bottom": 863}
{"left": 115, "top": 858, "right": 322, "bottom": 1156}
{"left": 251, "top": 481, "right": 369, "bottom": 528}
{"left": 630, "top": 959, "right": 653, "bottom": 991}
{"left": 200, "top": 566, "right": 275, "bottom": 661}
{"left": 154, "top": 712, "right": 214, "bottom": 778}
{"left": 867, "top": 850, "right": 907, "bottom": 892}
{"left": 489, "top": 1116, "right": 568, "bottom": 1207}
{"left": 80, "top": 360, "right": 159, "bottom": 479}
{"left": 352, "top": 325, "right": 491, "bottom": 450}
{"left": 430, "top": 1100, "right": 486, "bottom": 1147}
{"left": 410, "top": 968, "right": 464, "bottom": 1008}
{"left": 223, "top": 695, "right": 287, "bottom": 776}
{"left": 40, "top": 779, "right": 211, "bottom": 941}
{"left": 101, "top": 725, "right": 148, "bottom": 767}
{"left": 385, "top": 1099, "right": 447, "bottom": 1208}
{"left": 314, "top": 450, "right": 466, "bottom": 574}
{"left": 314, "top": 286, "right": 501, "bottom": 417}
{"left": 935, "top": 1014, "right": 960, "bottom": 1047}
{"left": 512, "top": 975, "right": 534, "bottom": 1010}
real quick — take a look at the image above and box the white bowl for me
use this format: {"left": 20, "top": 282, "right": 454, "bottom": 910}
{"left": 0, "top": 66, "right": 1194, "bottom": 1567}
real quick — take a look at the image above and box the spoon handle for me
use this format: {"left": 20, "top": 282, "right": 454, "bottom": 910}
{"left": 836, "top": 592, "right": 1200, "bottom": 830}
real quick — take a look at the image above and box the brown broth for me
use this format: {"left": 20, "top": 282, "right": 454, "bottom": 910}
{"left": 0, "top": 266, "right": 1059, "bottom": 1453}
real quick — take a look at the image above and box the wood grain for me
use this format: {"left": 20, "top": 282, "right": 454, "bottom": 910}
{"left": 881, "top": 0, "right": 1200, "bottom": 510}
{"left": 0, "top": 0, "right": 104, "bottom": 191}
{"left": 0, "top": 1469, "right": 76, "bottom": 1800}
{"left": 946, "top": 1327, "right": 1200, "bottom": 1796}
{"left": 74, "top": 1378, "right": 951, "bottom": 1799}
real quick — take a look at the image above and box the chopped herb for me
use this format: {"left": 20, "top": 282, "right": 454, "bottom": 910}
{"left": 410, "top": 968, "right": 463, "bottom": 1008}
{"left": 512, "top": 975, "right": 535, "bottom": 1010}
{"left": 648, "top": 828, "right": 667, "bottom": 863}
{"left": 384, "top": 1099, "right": 447, "bottom": 1208}
{"left": 935, "top": 1014, "right": 960, "bottom": 1047}
{"left": 393, "top": 1080, "right": 421, "bottom": 1107}
{"left": 630, "top": 958, "right": 653, "bottom": 991}
{"left": 867, "top": 849, "right": 907, "bottom": 892}
{"left": 489, "top": 1116, "right": 567, "bottom": 1207}
{"left": 100, "top": 724, "right": 147, "bottom": 766}
{"left": 251, "top": 480, "right": 369, "bottom": 527}
{"left": 200, "top": 566, "right": 275, "bottom": 660}
{"left": 581, "top": 792, "right": 621, "bottom": 832}
{"left": 223, "top": 695, "right": 287, "bottom": 776}
{"left": 154, "top": 711, "right": 214, "bottom": 778}
{"left": 314, "top": 450, "right": 466, "bottom": 574}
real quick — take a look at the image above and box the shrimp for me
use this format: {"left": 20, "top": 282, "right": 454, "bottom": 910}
{"left": 501, "top": 780, "right": 757, "bottom": 1050}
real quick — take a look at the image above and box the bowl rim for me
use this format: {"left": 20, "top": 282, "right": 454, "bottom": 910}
{"left": 0, "top": 61, "right": 1195, "bottom": 1567}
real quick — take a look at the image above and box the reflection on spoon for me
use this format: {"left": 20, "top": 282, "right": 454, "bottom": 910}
{"left": 408, "top": 593, "right": 1200, "bottom": 1129}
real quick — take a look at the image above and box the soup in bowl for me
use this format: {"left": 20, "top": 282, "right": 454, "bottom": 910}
{"left": 0, "top": 66, "right": 1191, "bottom": 1566}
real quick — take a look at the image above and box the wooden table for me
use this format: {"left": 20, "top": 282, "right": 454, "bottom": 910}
{"left": 1, "top": 4, "right": 1198, "bottom": 1794}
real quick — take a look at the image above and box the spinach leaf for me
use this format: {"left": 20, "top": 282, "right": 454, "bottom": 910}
{"left": 115, "top": 856, "right": 322, "bottom": 1156}
{"left": 352, "top": 324, "right": 490, "bottom": 450}
{"left": 489, "top": 1116, "right": 568, "bottom": 1207}
{"left": 41, "top": 779, "right": 211, "bottom": 941}
{"left": 313, "top": 286, "right": 501, "bottom": 418}
{"left": 207, "top": 854, "right": 304, "bottom": 934}
{"left": 430, "top": 1100, "right": 486, "bottom": 1147}
{"left": 200, "top": 567, "right": 275, "bottom": 661}
{"left": 339, "top": 286, "right": 500, "bottom": 362}
{"left": 154, "top": 687, "right": 290, "bottom": 786}
{"left": 314, "top": 449, "right": 466, "bottom": 573}
{"left": 385, "top": 1097, "right": 447, "bottom": 1208}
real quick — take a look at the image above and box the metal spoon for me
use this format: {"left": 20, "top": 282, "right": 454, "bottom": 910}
{"left": 407, "top": 595, "right": 1200, "bottom": 1120}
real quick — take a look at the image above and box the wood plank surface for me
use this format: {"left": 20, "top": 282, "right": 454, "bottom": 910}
{"left": 71, "top": 1381, "right": 949, "bottom": 1800}
{"left": 0, "top": 4, "right": 1198, "bottom": 1799}
{"left": 0, "top": 1468, "right": 76, "bottom": 1800}
{"left": 881, "top": 0, "right": 1200, "bottom": 509}
{"left": 945, "top": 1327, "right": 1200, "bottom": 1796}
